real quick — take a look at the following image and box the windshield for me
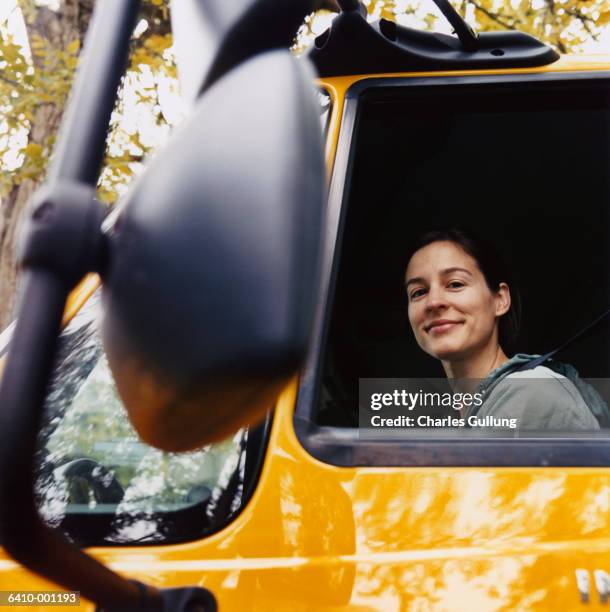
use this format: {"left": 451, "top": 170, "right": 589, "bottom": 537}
{"left": 34, "top": 289, "right": 252, "bottom": 545}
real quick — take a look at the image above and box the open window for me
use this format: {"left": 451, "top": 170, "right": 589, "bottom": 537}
{"left": 296, "top": 72, "right": 610, "bottom": 466}
{"left": 32, "top": 290, "right": 271, "bottom": 546}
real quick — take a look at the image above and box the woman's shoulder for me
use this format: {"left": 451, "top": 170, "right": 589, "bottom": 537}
{"left": 481, "top": 364, "right": 600, "bottom": 429}
{"left": 506, "top": 363, "right": 577, "bottom": 385}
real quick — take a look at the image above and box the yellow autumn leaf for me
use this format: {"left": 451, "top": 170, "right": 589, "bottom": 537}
{"left": 29, "top": 34, "right": 45, "bottom": 49}
{"left": 1, "top": 42, "right": 23, "bottom": 64}
{"left": 598, "top": 10, "right": 610, "bottom": 24}
{"left": 66, "top": 39, "right": 80, "bottom": 54}
{"left": 144, "top": 34, "right": 171, "bottom": 53}
{"left": 23, "top": 142, "right": 43, "bottom": 158}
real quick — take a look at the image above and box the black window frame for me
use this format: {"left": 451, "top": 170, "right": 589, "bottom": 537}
{"left": 294, "top": 70, "right": 610, "bottom": 468}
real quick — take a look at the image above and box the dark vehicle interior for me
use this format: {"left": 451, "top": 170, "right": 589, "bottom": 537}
{"left": 316, "top": 76, "right": 610, "bottom": 427}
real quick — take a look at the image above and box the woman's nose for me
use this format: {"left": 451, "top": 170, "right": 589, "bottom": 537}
{"left": 425, "top": 287, "right": 446, "bottom": 311}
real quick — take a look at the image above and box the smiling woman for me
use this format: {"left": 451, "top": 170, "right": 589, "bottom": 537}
{"left": 404, "top": 229, "right": 600, "bottom": 430}
{"left": 405, "top": 229, "right": 514, "bottom": 377}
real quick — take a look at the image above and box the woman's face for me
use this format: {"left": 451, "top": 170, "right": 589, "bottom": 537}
{"left": 405, "top": 241, "right": 510, "bottom": 363}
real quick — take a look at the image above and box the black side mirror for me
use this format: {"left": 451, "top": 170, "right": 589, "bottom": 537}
{"left": 0, "top": 1, "right": 323, "bottom": 606}
{"left": 102, "top": 50, "right": 325, "bottom": 451}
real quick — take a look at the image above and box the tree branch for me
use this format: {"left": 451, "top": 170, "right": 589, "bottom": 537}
{"left": 564, "top": 8, "right": 599, "bottom": 41}
{"left": 465, "top": 0, "right": 516, "bottom": 30}
{"left": 0, "top": 74, "right": 20, "bottom": 88}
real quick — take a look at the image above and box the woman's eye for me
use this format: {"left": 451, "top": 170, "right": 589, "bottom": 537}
{"left": 447, "top": 280, "right": 465, "bottom": 289}
{"left": 410, "top": 288, "right": 427, "bottom": 300}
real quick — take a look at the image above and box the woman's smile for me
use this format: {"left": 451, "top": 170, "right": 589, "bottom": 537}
{"left": 425, "top": 319, "right": 464, "bottom": 335}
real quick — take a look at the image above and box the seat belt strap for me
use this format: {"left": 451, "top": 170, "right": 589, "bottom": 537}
{"left": 518, "top": 307, "right": 610, "bottom": 371}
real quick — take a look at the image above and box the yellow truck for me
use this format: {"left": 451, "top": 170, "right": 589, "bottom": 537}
{"left": 1, "top": 0, "right": 610, "bottom": 609}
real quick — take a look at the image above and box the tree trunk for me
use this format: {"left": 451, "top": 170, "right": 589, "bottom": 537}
{"left": 0, "top": 1, "right": 93, "bottom": 330}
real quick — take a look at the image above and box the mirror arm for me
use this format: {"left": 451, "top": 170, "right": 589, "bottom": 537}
{"left": 431, "top": 0, "right": 478, "bottom": 52}
{"left": 0, "top": 0, "right": 144, "bottom": 606}
{"left": 340, "top": 0, "right": 478, "bottom": 51}
{"left": 0, "top": 1, "right": 214, "bottom": 609}
{"left": 201, "top": 0, "right": 319, "bottom": 92}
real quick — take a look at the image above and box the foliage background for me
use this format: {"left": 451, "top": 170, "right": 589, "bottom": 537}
{"left": 0, "top": 0, "right": 609, "bottom": 328}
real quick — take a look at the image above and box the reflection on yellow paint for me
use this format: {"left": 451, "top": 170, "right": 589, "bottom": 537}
{"left": 5, "top": 381, "right": 610, "bottom": 609}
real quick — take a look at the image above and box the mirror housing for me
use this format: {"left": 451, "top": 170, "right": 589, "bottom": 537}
{"left": 171, "top": 0, "right": 319, "bottom": 104}
{"left": 102, "top": 51, "right": 324, "bottom": 451}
